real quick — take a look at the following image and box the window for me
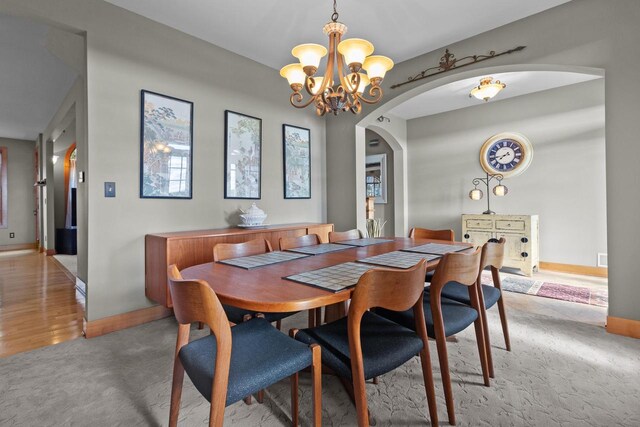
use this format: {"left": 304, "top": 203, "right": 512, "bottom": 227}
{"left": 0, "top": 147, "right": 7, "bottom": 228}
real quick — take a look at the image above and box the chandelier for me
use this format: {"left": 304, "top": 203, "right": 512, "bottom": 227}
{"left": 279, "top": 0, "right": 394, "bottom": 116}
{"left": 469, "top": 77, "right": 506, "bottom": 102}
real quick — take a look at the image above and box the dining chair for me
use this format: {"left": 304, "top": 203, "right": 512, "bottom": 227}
{"left": 328, "top": 229, "right": 363, "bottom": 243}
{"left": 279, "top": 234, "right": 324, "bottom": 327}
{"left": 409, "top": 227, "right": 455, "bottom": 282}
{"left": 377, "top": 249, "right": 488, "bottom": 426}
{"left": 213, "top": 238, "right": 296, "bottom": 331}
{"left": 409, "top": 227, "right": 455, "bottom": 241}
{"left": 279, "top": 233, "right": 322, "bottom": 251}
{"left": 293, "top": 260, "right": 438, "bottom": 427}
{"left": 167, "top": 265, "right": 322, "bottom": 427}
{"left": 440, "top": 238, "right": 510, "bottom": 378}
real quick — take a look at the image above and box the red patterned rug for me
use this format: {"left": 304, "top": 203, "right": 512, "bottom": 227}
{"left": 482, "top": 272, "right": 608, "bottom": 307}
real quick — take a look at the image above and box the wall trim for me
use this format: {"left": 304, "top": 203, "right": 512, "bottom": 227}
{"left": 0, "top": 242, "right": 38, "bottom": 252}
{"left": 606, "top": 316, "right": 640, "bottom": 339}
{"left": 539, "top": 261, "right": 607, "bottom": 278}
{"left": 84, "top": 305, "right": 173, "bottom": 338}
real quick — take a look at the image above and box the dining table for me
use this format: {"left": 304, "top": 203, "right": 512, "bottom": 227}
{"left": 179, "top": 237, "right": 473, "bottom": 319}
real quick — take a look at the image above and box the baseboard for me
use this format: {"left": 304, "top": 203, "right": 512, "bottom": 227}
{"left": 0, "top": 242, "right": 38, "bottom": 252}
{"left": 606, "top": 316, "right": 640, "bottom": 339}
{"left": 539, "top": 261, "right": 607, "bottom": 278}
{"left": 84, "top": 305, "right": 173, "bottom": 338}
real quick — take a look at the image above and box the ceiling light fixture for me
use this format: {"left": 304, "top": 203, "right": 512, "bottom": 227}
{"left": 469, "top": 77, "right": 506, "bottom": 102}
{"left": 280, "top": 0, "right": 394, "bottom": 116}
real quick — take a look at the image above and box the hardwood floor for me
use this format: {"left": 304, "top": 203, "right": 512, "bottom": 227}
{"left": 0, "top": 250, "right": 84, "bottom": 358}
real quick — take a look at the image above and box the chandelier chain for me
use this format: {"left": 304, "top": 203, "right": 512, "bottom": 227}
{"left": 331, "top": 0, "right": 339, "bottom": 22}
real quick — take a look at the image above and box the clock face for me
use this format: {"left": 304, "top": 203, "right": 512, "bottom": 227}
{"left": 486, "top": 139, "right": 523, "bottom": 172}
{"left": 479, "top": 132, "right": 533, "bottom": 178}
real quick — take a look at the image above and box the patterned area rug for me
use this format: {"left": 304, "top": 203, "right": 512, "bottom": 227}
{"left": 482, "top": 272, "right": 608, "bottom": 307}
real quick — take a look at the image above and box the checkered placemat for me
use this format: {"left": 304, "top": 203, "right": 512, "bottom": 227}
{"left": 218, "top": 251, "right": 310, "bottom": 269}
{"left": 284, "top": 262, "right": 373, "bottom": 292}
{"left": 285, "top": 243, "right": 352, "bottom": 256}
{"left": 333, "top": 238, "right": 394, "bottom": 247}
{"left": 402, "top": 243, "right": 470, "bottom": 255}
{"left": 357, "top": 250, "right": 441, "bottom": 269}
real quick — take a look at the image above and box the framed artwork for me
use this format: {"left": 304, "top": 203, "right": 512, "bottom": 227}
{"left": 283, "top": 124, "right": 311, "bottom": 199}
{"left": 140, "top": 90, "right": 193, "bottom": 198}
{"left": 225, "top": 110, "right": 262, "bottom": 199}
{"left": 365, "top": 153, "right": 387, "bottom": 203}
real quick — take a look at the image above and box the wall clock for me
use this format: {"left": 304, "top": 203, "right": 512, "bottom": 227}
{"left": 479, "top": 132, "right": 533, "bottom": 178}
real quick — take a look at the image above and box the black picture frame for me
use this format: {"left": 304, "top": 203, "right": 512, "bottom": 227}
{"left": 140, "top": 90, "right": 193, "bottom": 199}
{"left": 224, "top": 110, "right": 262, "bottom": 199}
{"left": 283, "top": 124, "right": 311, "bottom": 199}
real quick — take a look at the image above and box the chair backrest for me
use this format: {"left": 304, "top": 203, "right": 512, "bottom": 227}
{"left": 480, "top": 238, "right": 505, "bottom": 289}
{"left": 328, "top": 229, "right": 363, "bottom": 243}
{"left": 167, "top": 265, "right": 232, "bottom": 420}
{"left": 480, "top": 238, "right": 505, "bottom": 271}
{"left": 213, "top": 238, "right": 272, "bottom": 262}
{"left": 409, "top": 227, "right": 455, "bottom": 241}
{"left": 279, "top": 233, "right": 321, "bottom": 251}
{"left": 429, "top": 248, "right": 482, "bottom": 296}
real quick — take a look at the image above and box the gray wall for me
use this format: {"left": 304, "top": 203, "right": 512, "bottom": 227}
{"left": 407, "top": 79, "right": 606, "bottom": 266}
{"left": 2, "top": 0, "right": 326, "bottom": 321}
{"left": 365, "top": 129, "right": 395, "bottom": 236}
{"left": 324, "top": 0, "right": 640, "bottom": 322}
{"left": 0, "top": 137, "right": 35, "bottom": 246}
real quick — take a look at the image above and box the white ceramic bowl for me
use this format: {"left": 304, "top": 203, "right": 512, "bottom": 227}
{"left": 240, "top": 213, "right": 267, "bottom": 225}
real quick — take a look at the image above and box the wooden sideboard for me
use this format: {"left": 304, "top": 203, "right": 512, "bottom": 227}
{"left": 462, "top": 214, "right": 539, "bottom": 276}
{"left": 145, "top": 223, "right": 334, "bottom": 307}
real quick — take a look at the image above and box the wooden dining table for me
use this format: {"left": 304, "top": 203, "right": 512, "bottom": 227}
{"left": 180, "top": 237, "right": 472, "bottom": 316}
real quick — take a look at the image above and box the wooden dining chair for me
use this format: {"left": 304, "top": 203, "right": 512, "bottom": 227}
{"left": 293, "top": 260, "right": 438, "bottom": 427}
{"left": 409, "top": 227, "right": 455, "bottom": 241}
{"left": 328, "top": 229, "right": 363, "bottom": 243}
{"left": 167, "top": 265, "right": 322, "bottom": 427}
{"left": 278, "top": 234, "right": 325, "bottom": 327}
{"left": 409, "top": 227, "right": 455, "bottom": 282}
{"left": 440, "top": 238, "right": 510, "bottom": 378}
{"left": 279, "top": 233, "right": 322, "bottom": 251}
{"left": 377, "top": 249, "right": 488, "bottom": 426}
{"left": 213, "top": 238, "right": 296, "bottom": 331}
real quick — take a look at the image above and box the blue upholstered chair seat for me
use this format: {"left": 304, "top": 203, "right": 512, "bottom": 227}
{"left": 179, "top": 318, "right": 312, "bottom": 406}
{"left": 377, "top": 293, "right": 478, "bottom": 338}
{"left": 438, "top": 282, "right": 501, "bottom": 309}
{"left": 294, "top": 311, "right": 424, "bottom": 381}
{"left": 222, "top": 304, "right": 296, "bottom": 324}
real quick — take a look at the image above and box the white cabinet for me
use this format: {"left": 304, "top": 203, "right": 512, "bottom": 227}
{"left": 462, "top": 214, "right": 539, "bottom": 276}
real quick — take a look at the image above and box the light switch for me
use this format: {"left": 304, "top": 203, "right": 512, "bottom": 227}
{"left": 104, "top": 182, "right": 116, "bottom": 198}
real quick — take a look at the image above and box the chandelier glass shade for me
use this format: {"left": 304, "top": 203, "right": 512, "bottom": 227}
{"left": 469, "top": 76, "right": 506, "bottom": 102}
{"left": 280, "top": 0, "right": 394, "bottom": 116}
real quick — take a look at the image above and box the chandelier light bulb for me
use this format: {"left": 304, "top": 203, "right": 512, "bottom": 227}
{"left": 363, "top": 55, "right": 394, "bottom": 82}
{"left": 291, "top": 44, "right": 327, "bottom": 76}
{"left": 279, "top": 63, "right": 306, "bottom": 90}
{"left": 337, "top": 38, "right": 374, "bottom": 71}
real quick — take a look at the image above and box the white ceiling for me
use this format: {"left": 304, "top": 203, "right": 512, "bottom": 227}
{"left": 0, "top": 14, "right": 77, "bottom": 141}
{"left": 103, "top": 0, "right": 571, "bottom": 71}
{"left": 389, "top": 71, "right": 602, "bottom": 120}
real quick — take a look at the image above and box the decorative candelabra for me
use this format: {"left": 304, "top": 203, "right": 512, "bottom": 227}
{"left": 468, "top": 173, "right": 509, "bottom": 214}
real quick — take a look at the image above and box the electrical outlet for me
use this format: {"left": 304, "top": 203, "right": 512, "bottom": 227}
{"left": 9, "top": 232, "right": 15, "bottom": 238}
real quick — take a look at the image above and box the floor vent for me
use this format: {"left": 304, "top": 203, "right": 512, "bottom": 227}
{"left": 597, "top": 253, "right": 608, "bottom": 268}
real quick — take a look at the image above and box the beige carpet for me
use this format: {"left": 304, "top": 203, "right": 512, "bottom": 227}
{"left": 0, "top": 304, "right": 638, "bottom": 426}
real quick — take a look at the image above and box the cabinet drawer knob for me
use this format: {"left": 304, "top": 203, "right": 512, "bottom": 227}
{"left": 521, "top": 237, "right": 529, "bottom": 243}
{"left": 464, "top": 234, "right": 470, "bottom": 239}
{"left": 521, "top": 252, "right": 529, "bottom": 258}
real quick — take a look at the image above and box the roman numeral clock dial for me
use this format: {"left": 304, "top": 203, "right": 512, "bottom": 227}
{"left": 480, "top": 132, "right": 533, "bottom": 178}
